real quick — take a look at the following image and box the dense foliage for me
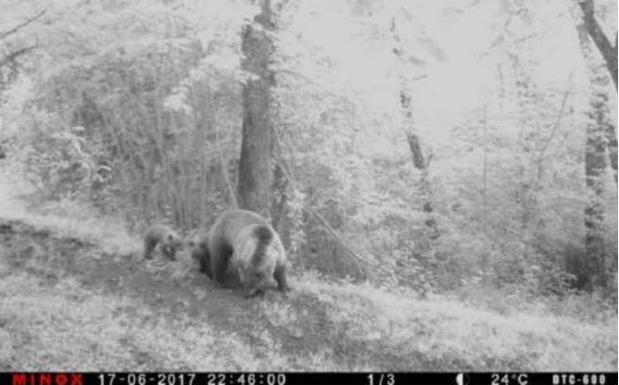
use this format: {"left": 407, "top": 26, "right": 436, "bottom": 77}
{"left": 0, "top": 0, "right": 616, "bottom": 300}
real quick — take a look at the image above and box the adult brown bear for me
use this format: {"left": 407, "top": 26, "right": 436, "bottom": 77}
{"left": 143, "top": 224, "right": 183, "bottom": 261}
{"left": 207, "top": 209, "right": 290, "bottom": 296}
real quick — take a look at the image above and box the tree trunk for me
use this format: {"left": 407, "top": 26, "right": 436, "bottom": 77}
{"left": 584, "top": 89, "right": 607, "bottom": 291}
{"left": 391, "top": 19, "right": 440, "bottom": 240}
{"left": 576, "top": 0, "right": 618, "bottom": 185}
{"left": 577, "top": 23, "right": 610, "bottom": 291}
{"left": 605, "top": 120, "right": 617, "bottom": 184}
{"left": 238, "top": 0, "right": 275, "bottom": 216}
{"left": 578, "top": 0, "right": 618, "bottom": 89}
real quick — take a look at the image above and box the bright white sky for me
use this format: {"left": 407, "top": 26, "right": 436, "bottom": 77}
{"left": 414, "top": 0, "right": 589, "bottom": 124}
{"left": 281, "top": 0, "right": 617, "bottom": 161}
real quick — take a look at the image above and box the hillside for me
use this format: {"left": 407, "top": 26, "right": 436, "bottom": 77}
{"left": 0, "top": 0, "right": 617, "bottom": 373}
{"left": 0, "top": 184, "right": 615, "bottom": 371}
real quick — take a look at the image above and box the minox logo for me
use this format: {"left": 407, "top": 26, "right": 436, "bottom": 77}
{"left": 12, "top": 374, "right": 84, "bottom": 385}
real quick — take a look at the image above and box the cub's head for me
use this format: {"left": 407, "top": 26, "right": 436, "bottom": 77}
{"left": 188, "top": 241, "right": 201, "bottom": 262}
{"left": 187, "top": 237, "right": 208, "bottom": 264}
{"left": 161, "top": 232, "right": 183, "bottom": 261}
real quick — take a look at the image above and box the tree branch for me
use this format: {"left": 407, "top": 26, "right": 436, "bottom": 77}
{"left": 538, "top": 87, "right": 570, "bottom": 159}
{"left": 0, "top": 44, "right": 38, "bottom": 68}
{"left": 0, "top": 10, "right": 46, "bottom": 41}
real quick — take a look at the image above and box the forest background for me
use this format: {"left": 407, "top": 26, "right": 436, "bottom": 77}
{"left": 0, "top": 0, "right": 617, "bottom": 370}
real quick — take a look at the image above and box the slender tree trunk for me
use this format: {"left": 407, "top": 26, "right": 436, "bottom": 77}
{"left": 238, "top": 0, "right": 275, "bottom": 216}
{"left": 482, "top": 106, "right": 488, "bottom": 235}
{"left": 402, "top": 126, "right": 439, "bottom": 240}
{"left": 399, "top": 90, "right": 439, "bottom": 239}
{"left": 391, "top": 18, "right": 440, "bottom": 240}
{"left": 584, "top": 114, "right": 606, "bottom": 291}
{"left": 577, "top": 0, "right": 618, "bottom": 185}
{"left": 578, "top": 0, "right": 618, "bottom": 89}
{"left": 577, "top": 24, "right": 610, "bottom": 291}
{"left": 605, "top": 120, "right": 617, "bottom": 184}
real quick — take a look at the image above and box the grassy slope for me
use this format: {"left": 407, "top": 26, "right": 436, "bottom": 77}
{"left": 0, "top": 183, "right": 616, "bottom": 371}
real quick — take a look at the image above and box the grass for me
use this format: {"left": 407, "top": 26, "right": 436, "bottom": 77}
{"left": 0, "top": 271, "right": 266, "bottom": 370}
{"left": 263, "top": 276, "right": 617, "bottom": 370}
{"left": 0, "top": 175, "right": 137, "bottom": 256}
{"left": 0, "top": 176, "right": 616, "bottom": 370}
